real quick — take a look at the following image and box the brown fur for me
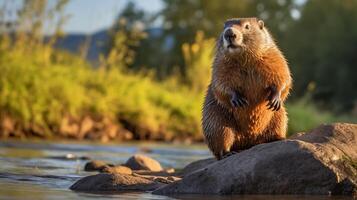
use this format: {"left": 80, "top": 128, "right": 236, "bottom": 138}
{"left": 202, "top": 18, "right": 292, "bottom": 160}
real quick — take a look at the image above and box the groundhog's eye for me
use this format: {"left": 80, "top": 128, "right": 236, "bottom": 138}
{"left": 244, "top": 23, "right": 250, "bottom": 30}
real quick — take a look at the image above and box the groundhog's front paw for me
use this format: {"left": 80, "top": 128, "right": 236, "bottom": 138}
{"left": 267, "top": 87, "right": 281, "bottom": 111}
{"left": 231, "top": 91, "right": 248, "bottom": 108}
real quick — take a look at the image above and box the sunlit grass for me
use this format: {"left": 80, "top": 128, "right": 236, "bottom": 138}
{"left": 286, "top": 98, "right": 355, "bottom": 136}
{"left": 0, "top": 49, "right": 202, "bottom": 139}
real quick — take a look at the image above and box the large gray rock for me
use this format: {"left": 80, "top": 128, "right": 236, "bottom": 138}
{"left": 154, "top": 123, "right": 357, "bottom": 196}
{"left": 178, "top": 158, "right": 216, "bottom": 177}
{"left": 70, "top": 173, "right": 164, "bottom": 192}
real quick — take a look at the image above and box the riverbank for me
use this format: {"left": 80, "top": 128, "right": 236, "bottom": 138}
{"left": 1, "top": 48, "right": 356, "bottom": 143}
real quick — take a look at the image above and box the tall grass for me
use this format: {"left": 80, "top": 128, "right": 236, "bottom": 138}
{"left": 286, "top": 98, "right": 355, "bottom": 136}
{"left": 0, "top": 48, "right": 203, "bottom": 140}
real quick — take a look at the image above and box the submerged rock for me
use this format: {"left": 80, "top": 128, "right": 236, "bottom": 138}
{"left": 154, "top": 123, "right": 357, "bottom": 196}
{"left": 71, "top": 154, "right": 179, "bottom": 192}
{"left": 70, "top": 173, "right": 164, "bottom": 192}
{"left": 84, "top": 160, "right": 113, "bottom": 171}
{"left": 124, "top": 154, "right": 163, "bottom": 172}
{"left": 48, "top": 154, "right": 90, "bottom": 160}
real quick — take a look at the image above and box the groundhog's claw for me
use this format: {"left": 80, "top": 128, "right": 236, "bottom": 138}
{"left": 267, "top": 98, "right": 281, "bottom": 111}
{"left": 267, "top": 87, "right": 281, "bottom": 111}
{"left": 231, "top": 91, "right": 248, "bottom": 108}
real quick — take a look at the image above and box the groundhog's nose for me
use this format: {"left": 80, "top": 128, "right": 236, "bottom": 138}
{"left": 224, "top": 28, "right": 236, "bottom": 42}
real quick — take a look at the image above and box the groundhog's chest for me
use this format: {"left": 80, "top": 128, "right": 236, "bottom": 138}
{"left": 225, "top": 67, "right": 271, "bottom": 104}
{"left": 214, "top": 64, "right": 278, "bottom": 134}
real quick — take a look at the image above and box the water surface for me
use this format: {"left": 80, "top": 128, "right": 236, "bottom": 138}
{"left": 0, "top": 140, "right": 352, "bottom": 200}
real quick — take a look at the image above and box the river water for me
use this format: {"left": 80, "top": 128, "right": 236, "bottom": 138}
{"left": 0, "top": 140, "right": 353, "bottom": 200}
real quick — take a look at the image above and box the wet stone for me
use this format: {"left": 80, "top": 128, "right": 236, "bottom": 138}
{"left": 124, "top": 154, "right": 163, "bottom": 172}
{"left": 84, "top": 160, "right": 113, "bottom": 171}
{"left": 70, "top": 173, "right": 165, "bottom": 192}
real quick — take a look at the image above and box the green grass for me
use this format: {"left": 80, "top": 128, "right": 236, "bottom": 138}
{"left": 0, "top": 48, "right": 355, "bottom": 140}
{"left": 0, "top": 49, "right": 202, "bottom": 139}
{"left": 286, "top": 98, "right": 355, "bottom": 136}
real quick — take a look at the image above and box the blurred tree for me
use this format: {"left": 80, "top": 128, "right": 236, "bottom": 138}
{"left": 0, "top": 0, "right": 69, "bottom": 64}
{"left": 16, "top": 0, "right": 48, "bottom": 49}
{"left": 15, "top": 0, "right": 68, "bottom": 48}
{"left": 182, "top": 31, "right": 214, "bottom": 93}
{"left": 102, "top": 1, "right": 147, "bottom": 70}
{"left": 285, "top": 0, "right": 357, "bottom": 112}
{"left": 46, "top": 0, "right": 69, "bottom": 47}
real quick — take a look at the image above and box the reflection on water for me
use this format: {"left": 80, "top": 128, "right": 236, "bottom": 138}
{"left": 0, "top": 140, "right": 352, "bottom": 200}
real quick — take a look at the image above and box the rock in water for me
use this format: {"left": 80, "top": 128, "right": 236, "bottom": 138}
{"left": 101, "top": 165, "right": 132, "bottom": 175}
{"left": 84, "top": 160, "right": 113, "bottom": 171}
{"left": 124, "top": 154, "right": 163, "bottom": 171}
{"left": 70, "top": 173, "right": 164, "bottom": 192}
{"left": 153, "top": 123, "right": 357, "bottom": 196}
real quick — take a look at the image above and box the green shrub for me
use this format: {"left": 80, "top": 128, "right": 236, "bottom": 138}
{"left": 0, "top": 49, "right": 202, "bottom": 139}
{"left": 287, "top": 98, "right": 355, "bottom": 136}
{"left": 182, "top": 31, "right": 214, "bottom": 93}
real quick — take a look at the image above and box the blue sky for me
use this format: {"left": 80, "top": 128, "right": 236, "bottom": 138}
{"left": 2, "top": 0, "right": 306, "bottom": 34}
{"left": 0, "top": 0, "right": 162, "bottom": 34}
{"left": 63, "top": 0, "right": 162, "bottom": 34}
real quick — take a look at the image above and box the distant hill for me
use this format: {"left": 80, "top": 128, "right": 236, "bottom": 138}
{"left": 54, "top": 30, "right": 108, "bottom": 62}
{"left": 54, "top": 27, "right": 166, "bottom": 63}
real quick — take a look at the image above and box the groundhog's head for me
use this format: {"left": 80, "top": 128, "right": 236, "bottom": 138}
{"left": 218, "top": 18, "right": 274, "bottom": 56}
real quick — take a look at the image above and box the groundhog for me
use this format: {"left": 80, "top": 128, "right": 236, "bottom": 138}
{"left": 202, "top": 18, "right": 292, "bottom": 160}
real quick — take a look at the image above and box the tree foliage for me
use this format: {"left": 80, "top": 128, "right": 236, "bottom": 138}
{"left": 182, "top": 31, "right": 214, "bottom": 93}
{"left": 0, "top": 0, "right": 69, "bottom": 65}
{"left": 102, "top": 2, "right": 147, "bottom": 70}
{"left": 284, "top": 0, "right": 357, "bottom": 111}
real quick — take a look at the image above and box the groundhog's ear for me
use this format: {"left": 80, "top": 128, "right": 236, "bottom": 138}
{"left": 258, "top": 20, "right": 264, "bottom": 29}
